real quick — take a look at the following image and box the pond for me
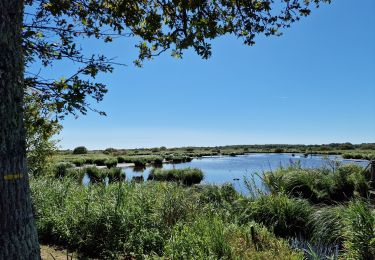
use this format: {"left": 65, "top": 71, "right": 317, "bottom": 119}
{"left": 121, "top": 153, "right": 370, "bottom": 194}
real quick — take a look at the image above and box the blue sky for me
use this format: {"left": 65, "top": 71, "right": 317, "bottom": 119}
{"left": 55, "top": 0, "right": 375, "bottom": 149}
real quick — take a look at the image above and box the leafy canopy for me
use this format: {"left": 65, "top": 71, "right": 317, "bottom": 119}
{"left": 24, "top": 0, "right": 330, "bottom": 118}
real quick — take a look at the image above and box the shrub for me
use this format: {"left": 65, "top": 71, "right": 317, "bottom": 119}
{"left": 264, "top": 164, "right": 369, "bottom": 204}
{"left": 104, "top": 148, "right": 117, "bottom": 154}
{"left": 53, "top": 162, "right": 74, "bottom": 178}
{"left": 274, "top": 148, "right": 284, "bottom": 153}
{"left": 73, "top": 146, "right": 88, "bottom": 154}
{"left": 104, "top": 158, "right": 118, "bottom": 168}
{"left": 86, "top": 167, "right": 104, "bottom": 183}
{"left": 117, "top": 156, "right": 126, "bottom": 163}
{"left": 84, "top": 157, "right": 94, "bottom": 164}
{"left": 164, "top": 217, "right": 303, "bottom": 259}
{"left": 342, "top": 200, "right": 375, "bottom": 260}
{"left": 197, "top": 183, "right": 239, "bottom": 208}
{"left": 93, "top": 158, "right": 107, "bottom": 166}
{"left": 164, "top": 154, "right": 193, "bottom": 163}
{"left": 72, "top": 158, "right": 86, "bottom": 167}
{"left": 238, "top": 193, "right": 313, "bottom": 238}
{"left": 308, "top": 206, "right": 345, "bottom": 245}
{"left": 104, "top": 168, "right": 125, "bottom": 183}
{"left": 151, "top": 156, "right": 163, "bottom": 165}
{"left": 66, "top": 168, "right": 86, "bottom": 182}
{"left": 148, "top": 168, "right": 204, "bottom": 185}
{"left": 30, "top": 179, "right": 203, "bottom": 258}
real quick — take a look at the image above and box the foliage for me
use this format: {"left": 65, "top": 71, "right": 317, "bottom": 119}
{"left": 85, "top": 167, "right": 104, "bottom": 183}
{"left": 342, "top": 200, "right": 375, "bottom": 260}
{"left": 104, "top": 158, "right": 118, "bottom": 168}
{"left": 93, "top": 157, "right": 107, "bottom": 166}
{"left": 25, "top": 93, "right": 61, "bottom": 176}
{"left": 342, "top": 153, "right": 375, "bottom": 161}
{"left": 73, "top": 146, "right": 88, "bottom": 155}
{"left": 30, "top": 177, "right": 303, "bottom": 259}
{"left": 103, "top": 168, "right": 125, "bottom": 183}
{"left": 148, "top": 167, "right": 204, "bottom": 185}
{"left": 23, "top": 0, "right": 330, "bottom": 119}
{"left": 53, "top": 162, "right": 74, "bottom": 178}
{"left": 72, "top": 158, "right": 86, "bottom": 167}
{"left": 308, "top": 206, "right": 345, "bottom": 246}
{"left": 238, "top": 193, "right": 313, "bottom": 238}
{"left": 31, "top": 164, "right": 375, "bottom": 259}
{"left": 165, "top": 217, "right": 303, "bottom": 260}
{"left": 264, "top": 163, "right": 370, "bottom": 204}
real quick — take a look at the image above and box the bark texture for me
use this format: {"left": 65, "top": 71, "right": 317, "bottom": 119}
{"left": 0, "top": 0, "right": 40, "bottom": 258}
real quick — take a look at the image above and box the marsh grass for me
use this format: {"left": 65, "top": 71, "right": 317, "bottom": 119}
{"left": 53, "top": 162, "right": 74, "bottom": 178}
{"left": 104, "top": 167, "right": 125, "bottom": 183}
{"left": 342, "top": 153, "right": 375, "bottom": 161}
{"left": 264, "top": 164, "right": 370, "bottom": 204}
{"left": 342, "top": 200, "right": 375, "bottom": 259}
{"left": 93, "top": 157, "right": 107, "bottom": 166}
{"left": 238, "top": 193, "right": 313, "bottom": 238}
{"left": 148, "top": 167, "right": 204, "bottom": 185}
{"left": 72, "top": 158, "right": 86, "bottom": 167}
{"left": 104, "top": 158, "right": 118, "bottom": 168}
{"left": 32, "top": 161, "right": 374, "bottom": 259}
{"left": 30, "top": 178, "right": 304, "bottom": 259}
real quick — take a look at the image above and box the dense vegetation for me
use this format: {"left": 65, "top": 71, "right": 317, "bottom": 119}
{"left": 148, "top": 168, "right": 204, "bottom": 185}
{"left": 55, "top": 143, "right": 375, "bottom": 169}
{"left": 264, "top": 163, "right": 370, "bottom": 204}
{"left": 30, "top": 161, "right": 375, "bottom": 259}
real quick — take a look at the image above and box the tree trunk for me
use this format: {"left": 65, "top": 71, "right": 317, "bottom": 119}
{"left": 0, "top": 0, "right": 40, "bottom": 258}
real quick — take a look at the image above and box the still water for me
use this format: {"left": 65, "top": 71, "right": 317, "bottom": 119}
{"left": 122, "top": 153, "right": 369, "bottom": 194}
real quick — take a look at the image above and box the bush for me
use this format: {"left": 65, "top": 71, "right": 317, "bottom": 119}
{"left": 53, "top": 162, "right": 74, "bottom": 178}
{"left": 274, "top": 148, "right": 284, "bottom": 153}
{"left": 30, "top": 179, "right": 203, "bottom": 258}
{"left": 86, "top": 167, "right": 104, "bottom": 183}
{"left": 72, "top": 158, "right": 86, "bottom": 167}
{"left": 264, "top": 164, "right": 369, "bottom": 204}
{"left": 84, "top": 157, "right": 94, "bottom": 164}
{"left": 133, "top": 158, "right": 147, "bottom": 167}
{"left": 104, "top": 148, "right": 117, "bottom": 154}
{"left": 197, "top": 183, "right": 239, "bottom": 209}
{"left": 148, "top": 168, "right": 204, "bottom": 185}
{"left": 104, "top": 158, "right": 118, "bottom": 168}
{"left": 164, "top": 154, "right": 193, "bottom": 163}
{"left": 93, "top": 158, "right": 107, "bottom": 166}
{"left": 238, "top": 193, "right": 313, "bottom": 238}
{"left": 308, "top": 206, "right": 345, "bottom": 245}
{"left": 103, "top": 168, "right": 125, "bottom": 183}
{"left": 164, "top": 217, "right": 303, "bottom": 259}
{"left": 73, "top": 146, "right": 88, "bottom": 154}
{"left": 117, "top": 156, "right": 126, "bottom": 163}
{"left": 66, "top": 168, "right": 86, "bottom": 182}
{"left": 342, "top": 200, "right": 375, "bottom": 260}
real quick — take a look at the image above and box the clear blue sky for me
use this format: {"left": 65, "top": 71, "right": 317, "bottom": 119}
{"left": 55, "top": 0, "right": 375, "bottom": 149}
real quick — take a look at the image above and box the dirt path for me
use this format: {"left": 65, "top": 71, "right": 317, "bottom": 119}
{"left": 40, "top": 245, "right": 77, "bottom": 260}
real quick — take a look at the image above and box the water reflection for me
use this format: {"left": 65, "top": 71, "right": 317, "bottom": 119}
{"left": 123, "top": 153, "right": 369, "bottom": 194}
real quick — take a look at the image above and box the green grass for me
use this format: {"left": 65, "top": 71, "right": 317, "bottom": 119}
{"left": 104, "top": 158, "right": 118, "bottom": 168}
{"left": 342, "top": 152, "right": 375, "bottom": 160}
{"left": 104, "top": 167, "right": 125, "bottom": 183}
{"left": 342, "top": 200, "right": 375, "bottom": 259}
{"left": 53, "top": 162, "right": 74, "bottom": 178}
{"left": 30, "top": 177, "right": 304, "bottom": 259}
{"left": 148, "top": 167, "right": 204, "bottom": 185}
{"left": 264, "top": 164, "right": 370, "bottom": 204}
{"left": 32, "top": 160, "right": 375, "bottom": 259}
{"left": 93, "top": 157, "right": 107, "bottom": 166}
{"left": 238, "top": 193, "right": 313, "bottom": 238}
{"left": 72, "top": 158, "right": 86, "bottom": 167}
